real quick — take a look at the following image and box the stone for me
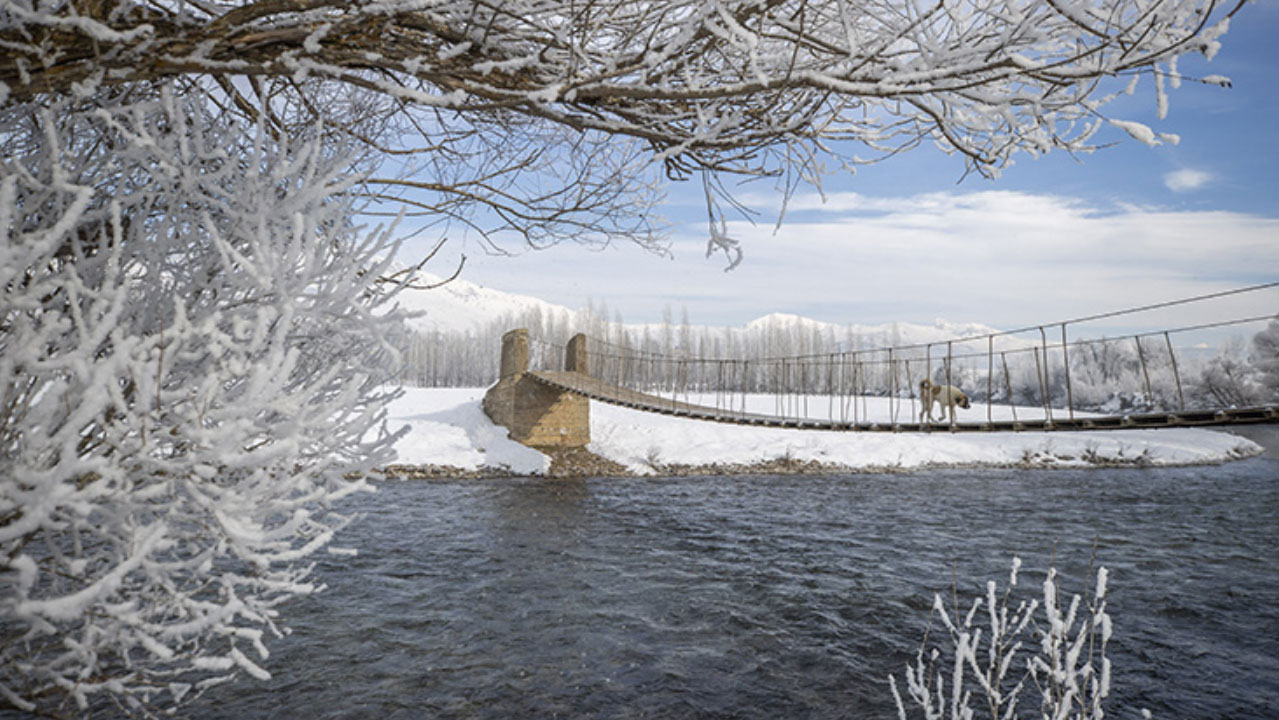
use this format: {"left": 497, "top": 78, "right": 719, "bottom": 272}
{"left": 483, "top": 328, "right": 590, "bottom": 448}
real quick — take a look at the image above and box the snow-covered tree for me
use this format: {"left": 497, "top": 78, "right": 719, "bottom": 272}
{"left": 0, "top": 0, "right": 1245, "bottom": 253}
{"left": 1194, "top": 337, "right": 1262, "bottom": 408}
{"left": 0, "top": 88, "right": 407, "bottom": 715}
{"left": 1251, "top": 319, "right": 1279, "bottom": 400}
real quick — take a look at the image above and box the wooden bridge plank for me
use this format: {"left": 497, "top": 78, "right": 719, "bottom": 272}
{"left": 527, "top": 371, "right": 1279, "bottom": 433}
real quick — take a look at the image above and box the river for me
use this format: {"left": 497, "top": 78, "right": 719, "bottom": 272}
{"left": 196, "top": 458, "right": 1279, "bottom": 719}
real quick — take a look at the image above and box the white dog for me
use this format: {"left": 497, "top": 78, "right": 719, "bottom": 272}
{"left": 919, "top": 379, "right": 970, "bottom": 423}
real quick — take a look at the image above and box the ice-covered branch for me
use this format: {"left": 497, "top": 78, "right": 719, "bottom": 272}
{"left": 0, "top": 86, "right": 406, "bottom": 714}
{"left": 891, "top": 558, "right": 1134, "bottom": 720}
{"left": 0, "top": 0, "right": 1246, "bottom": 180}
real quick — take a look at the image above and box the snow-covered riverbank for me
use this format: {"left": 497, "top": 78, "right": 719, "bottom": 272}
{"left": 382, "top": 387, "right": 1263, "bottom": 477}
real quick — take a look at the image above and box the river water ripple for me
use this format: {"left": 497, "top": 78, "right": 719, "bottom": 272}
{"left": 199, "top": 457, "right": 1279, "bottom": 719}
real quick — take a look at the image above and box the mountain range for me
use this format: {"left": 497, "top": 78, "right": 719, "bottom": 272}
{"left": 392, "top": 271, "right": 1005, "bottom": 349}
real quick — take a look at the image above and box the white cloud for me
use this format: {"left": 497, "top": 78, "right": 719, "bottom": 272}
{"left": 407, "top": 190, "right": 1279, "bottom": 335}
{"left": 1164, "top": 168, "right": 1214, "bottom": 193}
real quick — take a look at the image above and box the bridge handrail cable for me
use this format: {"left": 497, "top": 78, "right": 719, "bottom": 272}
{"left": 529, "top": 282, "right": 1278, "bottom": 366}
{"left": 541, "top": 312, "right": 1277, "bottom": 371}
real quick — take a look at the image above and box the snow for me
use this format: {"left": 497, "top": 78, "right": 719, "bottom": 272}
{"left": 393, "top": 271, "right": 576, "bottom": 334}
{"left": 385, "top": 386, "right": 1261, "bottom": 476}
{"left": 383, "top": 388, "right": 549, "bottom": 473}
{"left": 1108, "top": 119, "right": 1161, "bottom": 147}
{"left": 392, "top": 270, "right": 1019, "bottom": 349}
{"left": 742, "top": 312, "right": 1015, "bottom": 349}
{"left": 1, "top": 90, "right": 410, "bottom": 710}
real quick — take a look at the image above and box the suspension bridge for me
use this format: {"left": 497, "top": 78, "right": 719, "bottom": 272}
{"left": 481, "top": 284, "right": 1279, "bottom": 447}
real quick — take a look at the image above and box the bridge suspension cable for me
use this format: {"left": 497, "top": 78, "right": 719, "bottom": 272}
{"left": 518, "top": 284, "right": 1279, "bottom": 432}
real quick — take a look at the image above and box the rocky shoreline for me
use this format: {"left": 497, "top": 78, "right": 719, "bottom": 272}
{"left": 377, "top": 447, "right": 866, "bottom": 480}
{"left": 377, "top": 442, "right": 1260, "bottom": 480}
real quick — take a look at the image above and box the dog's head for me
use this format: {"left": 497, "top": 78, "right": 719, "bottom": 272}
{"left": 958, "top": 394, "right": 971, "bottom": 409}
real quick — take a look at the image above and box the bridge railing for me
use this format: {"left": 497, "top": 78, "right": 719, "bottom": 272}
{"left": 522, "top": 283, "right": 1278, "bottom": 427}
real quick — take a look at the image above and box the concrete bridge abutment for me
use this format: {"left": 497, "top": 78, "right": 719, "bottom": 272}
{"left": 482, "top": 329, "right": 590, "bottom": 447}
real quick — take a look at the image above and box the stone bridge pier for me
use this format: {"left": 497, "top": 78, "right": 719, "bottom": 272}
{"left": 482, "top": 329, "right": 590, "bottom": 447}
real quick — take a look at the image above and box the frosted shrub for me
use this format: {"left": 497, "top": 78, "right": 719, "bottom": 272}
{"left": 891, "top": 558, "right": 1131, "bottom": 720}
{"left": 1, "top": 88, "right": 407, "bottom": 714}
{"left": 1249, "top": 319, "right": 1279, "bottom": 401}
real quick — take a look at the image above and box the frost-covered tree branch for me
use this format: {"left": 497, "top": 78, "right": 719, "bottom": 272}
{"left": 360, "top": 115, "right": 666, "bottom": 252}
{"left": 0, "top": 87, "right": 408, "bottom": 715}
{"left": 1250, "top": 318, "right": 1279, "bottom": 400}
{"left": 0, "top": 0, "right": 1246, "bottom": 252}
{"left": 0, "top": 0, "right": 1243, "bottom": 174}
{"left": 890, "top": 558, "right": 1132, "bottom": 720}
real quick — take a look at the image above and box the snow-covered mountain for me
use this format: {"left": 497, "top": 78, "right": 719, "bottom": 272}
{"left": 391, "top": 271, "right": 1005, "bottom": 348}
{"left": 391, "top": 271, "right": 1237, "bottom": 410}
{"left": 393, "top": 271, "right": 575, "bottom": 335}
{"left": 742, "top": 312, "right": 1006, "bottom": 350}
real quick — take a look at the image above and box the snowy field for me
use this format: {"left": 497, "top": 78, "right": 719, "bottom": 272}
{"left": 383, "top": 387, "right": 1262, "bottom": 476}
{"left": 597, "top": 388, "right": 1106, "bottom": 425}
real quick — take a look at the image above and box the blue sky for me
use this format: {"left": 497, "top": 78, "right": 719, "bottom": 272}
{"left": 404, "top": 3, "right": 1279, "bottom": 338}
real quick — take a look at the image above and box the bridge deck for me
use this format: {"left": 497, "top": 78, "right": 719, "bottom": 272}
{"left": 529, "top": 371, "right": 1279, "bottom": 433}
